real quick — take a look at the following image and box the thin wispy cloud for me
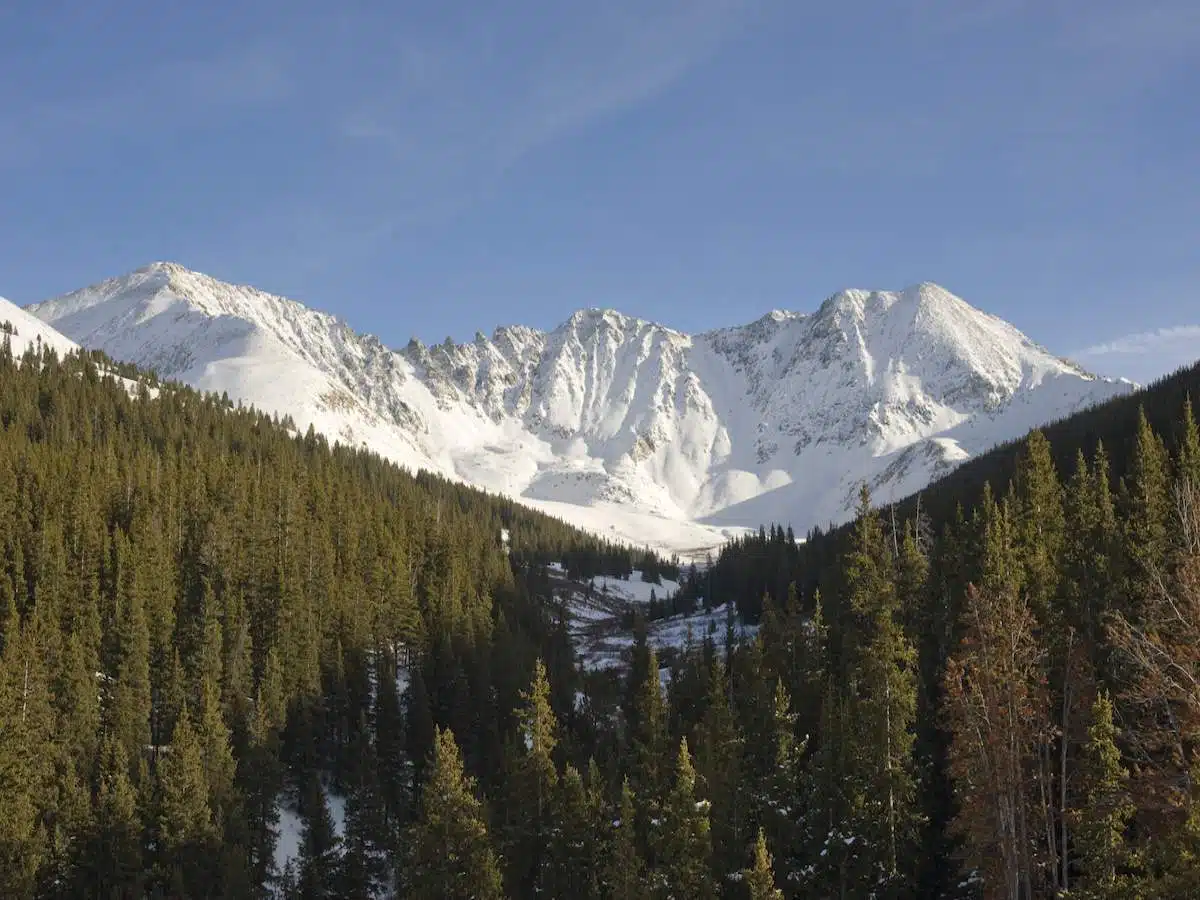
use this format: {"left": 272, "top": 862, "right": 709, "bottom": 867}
{"left": 1073, "top": 325, "right": 1200, "bottom": 385}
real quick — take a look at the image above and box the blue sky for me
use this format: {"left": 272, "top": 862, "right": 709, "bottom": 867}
{"left": 1, "top": 0, "right": 1197, "bottom": 383}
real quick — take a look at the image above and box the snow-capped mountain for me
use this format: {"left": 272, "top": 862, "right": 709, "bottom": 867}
{"left": 26, "top": 263, "right": 1133, "bottom": 553}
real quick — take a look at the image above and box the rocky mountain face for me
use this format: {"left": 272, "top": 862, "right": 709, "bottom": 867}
{"left": 26, "top": 263, "right": 1133, "bottom": 553}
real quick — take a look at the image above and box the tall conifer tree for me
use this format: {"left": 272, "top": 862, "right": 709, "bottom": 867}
{"left": 406, "top": 727, "right": 504, "bottom": 900}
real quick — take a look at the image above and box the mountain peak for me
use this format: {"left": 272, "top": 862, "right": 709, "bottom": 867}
{"left": 564, "top": 307, "right": 635, "bottom": 326}
{"left": 817, "top": 281, "right": 961, "bottom": 318}
{"left": 25, "top": 265, "right": 1133, "bottom": 552}
{"left": 136, "top": 260, "right": 190, "bottom": 276}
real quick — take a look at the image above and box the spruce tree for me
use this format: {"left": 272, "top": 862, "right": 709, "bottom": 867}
{"left": 540, "top": 763, "right": 602, "bottom": 899}
{"left": 743, "top": 828, "right": 783, "bottom": 900}
{"left": 758, "top": 679, "right": 803, "bottom": 886}
{"left": 630, "top": 645, "right": 669, "bottom": 843}
{"left": 199, "top": 672, "right": 239, "bottom": 839}
{"left": 156, "top": 703, "right": 216, "bottom": 894}
{"left": 242, "top": 686, "right": 284, "bottom": 895}
{"left": 504, "top": 657, "right": 559, "bottom": 892}
{"left": 406, "top": 727, "right": 504, "bottom": 900}
{"left": 1179, "top": 395, "right": 1200, "bottom": 492}
{"left": 111, "top": 532, "right": 152, "bottom": 768}
{"left": 655, "top": 738, "right": 715, "bottom": 900}
{"left": 0, "top": 615, "right": 59, "bottom": 897}
{"left": 1122, "top": 407, "right": 1171, "bottom": 619}
{"left": 80, "top": 736, "right": 145, "bottom": 898}
{"left": 1069, "top": 692, "right": 1136, "bottom": 899}
{"left": 296, "top": 771, "right": 342, "bottom": 900}
{"left": 838, "top": 484, "right": 920, "bottom": 893}
{"left": 337, "top": 733, "right": 389, "bottom": 898}
{"left": 694, "top": 658, "right": 744, "bottom": 880}
{"left": 1012, "top": 429, "right": 1065, "bottom": 624}
{"left": 406, "top": 663, "right": 436, "bottom": 802}
{"left": 603, "top": 778, "right": 646, "bottom": 900}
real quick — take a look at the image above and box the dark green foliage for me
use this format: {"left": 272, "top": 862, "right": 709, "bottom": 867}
{"left": 1069, "top": 692, "right": 1136, "bottom": 899}
{"left": 540, "top": 763, "right": 603, "bottom": 899}
{"left": 79, "top": 737, "right": 145, "bottom": 898}
{"left": 0, "top": 344, "right": 637, "bottom": 897}
{"left": 694, "top": 659, "right": 745, "bottom": 881}
{"left": 155, "top": 704, "right": 217, "bottom": 895}
{"left": 406, "top": 727, "right": 504, "bottom": 900}
{"left": 500, "top": 657, "right": 559, "bottom": 893}
{"left": 654, "top": 738, "right": 715, "bottom": 900}
{"left": 602, "top": 779, "right": 646, "bottom": 900}
{"left": 744, "top": 828, "right": 783, "bottom": 900}
{"left": 295, "top": 771, "right": 342, "bottom": 899}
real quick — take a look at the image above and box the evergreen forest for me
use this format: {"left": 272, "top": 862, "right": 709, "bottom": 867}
{"left": 5, "top": 336, "right": 1200, "bottom": 899}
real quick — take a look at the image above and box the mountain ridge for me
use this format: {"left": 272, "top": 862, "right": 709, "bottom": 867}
{"left": 26, "top": 262, "right": 1134, "bottom": 554}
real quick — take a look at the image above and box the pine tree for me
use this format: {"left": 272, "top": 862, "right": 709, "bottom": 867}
{"left": 694, "top": 658, "right": 744, "bottom": 880}
{"left": 111, "top": 532, "right": 152, "bottom": 768}
{"left": 758, "top": 679, "right": 803, "bottom": 886}
{"left": 406, "top": 727, "right": 504, "bottom": 900}
{"left": 296, "top": 771, "right": 342, "bottom": 900}
{"left": 1179, "top": 395, "right": 1200, "bottom": 492}
{"left": 337, "top": 730, "right": 389, "bottom": 898}
{"left": 504, "top": 657, "right": 559, "bottom": 892}
{"left": 56, "top": 629, "right": 102, "bottom": 792}
{"left": 1122, "top": 407, "right": 1172, "bottom": 619}
{"left": 242, "top": 686, "right": 284, "bottom": 895}
{"left": 80, "top": 736, "right": 145, "bottom": 898}
{"left": 1012, "top": 429, "right": 1065, "bottom": 624}
{"left": 0, "top": 614, "right": 57, "bottom": 898}
{"left": 602, "top": 778, "right": 646, "bottom": 900}
{"left": 1069, "top": 692, "right": 1136, "bottom": 899}
{"left": 540, "top": 763, "right": 602, "bottom": 899}
{"left": 630, "top": 645, "right": 669, "bottom": 840}
{"left": 743, "top": 828, "right": 783, "bottom": 900}
{"left": 406, "top": 663, "right": 436, "bottom": 802}
{"left": 837, "top": 484, "right": 920, "bottom": 893}
{"left": 655, "top": 738, "right": 715, "bottom": 900}
{"left": 373, "top": 652, "right": 410, "bottom": 832}
{"left": 156, "top": 703, "right": 216, "bottom": 893}
{"left": 199, "top": 672, "right": 239, "bottom": 839}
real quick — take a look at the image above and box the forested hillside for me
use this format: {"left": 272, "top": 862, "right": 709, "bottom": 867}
{"left": 699, "top": 360, "right": 1200, "bottom": 623}
{"left": 5, "top": 336, "right": 1200, "bottom": 898}
{"left": 0, "top": 340, "right": 645, "bottom": 898}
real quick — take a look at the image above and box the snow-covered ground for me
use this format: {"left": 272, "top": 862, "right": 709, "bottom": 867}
{"left": 273, "top": 781, "right": 347, "bottom": 883}
{"left": 523, "top": 498, "right": 746, "bottom": 560}
{"left": 2, "top": 295, "right": 80, "bottom": 358}
{"left": 547, "top": 565, "right": 757, "bottom": 671}
{"left": 592, "top": 570, "right": 681, "bottom": 604}
{"left": 576, "top": 602, "right": 760, "bottom": 672}
{"left": 27, "top": 265, "right": 1134, "bottom": 552}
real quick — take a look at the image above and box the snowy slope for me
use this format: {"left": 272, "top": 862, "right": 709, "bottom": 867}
{"left": 27, "top": 264, "right": 1134, "bottom": 551}
{"left": 1, "top": 294, "right": 80, "bottom": 358}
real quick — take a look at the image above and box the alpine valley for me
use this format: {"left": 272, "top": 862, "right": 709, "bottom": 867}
{"left": 23, "top": 262, "right": 1132, "bottom": 553}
